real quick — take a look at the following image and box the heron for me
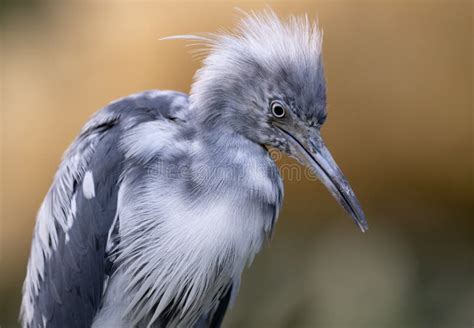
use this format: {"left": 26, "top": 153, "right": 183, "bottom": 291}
{"left": 21, "top": 10, "right": 367, "bottom": 328}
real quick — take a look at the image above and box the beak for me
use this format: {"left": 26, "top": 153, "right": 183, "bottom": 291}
{"left": 277, "top": 127, "right": 368, "bottom": 232}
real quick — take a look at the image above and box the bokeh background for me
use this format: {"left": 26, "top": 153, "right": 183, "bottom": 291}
{"left": 1, "top": 1, "right": 472, "bottom": 327}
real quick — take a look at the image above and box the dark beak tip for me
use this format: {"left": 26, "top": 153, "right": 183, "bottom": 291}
{"left": 355, "top": 216, "right": 369, "bottom": 233}
{"left": 359, "top": 223, "right": 369, "bottom": 233}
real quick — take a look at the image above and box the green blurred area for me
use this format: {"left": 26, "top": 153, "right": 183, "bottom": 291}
{"left": 0, "top": 1, "right": 472, "bottom": 327}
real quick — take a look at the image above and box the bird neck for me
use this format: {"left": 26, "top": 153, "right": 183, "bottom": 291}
{"left": 188, "top": 123, "right": 279, "bottom": 202}
{"left": 187, "top": 102, "right": 276, "bottom": 197}
{"left": 194, "top": 122, "right": 264, "bottom": 157}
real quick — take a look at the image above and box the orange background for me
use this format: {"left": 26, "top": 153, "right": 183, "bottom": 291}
{"left": 1, "top": 1, "right": 472, "bottom": 327}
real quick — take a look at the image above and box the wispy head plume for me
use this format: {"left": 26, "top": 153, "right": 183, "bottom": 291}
{"left": 162, "top": 8, "right": 323, "bottom": 67}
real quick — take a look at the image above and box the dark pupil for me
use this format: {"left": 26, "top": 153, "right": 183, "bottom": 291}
{"left": 273, "top": 105, "right": 284, "bottom": 117}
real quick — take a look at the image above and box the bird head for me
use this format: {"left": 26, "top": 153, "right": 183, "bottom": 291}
{"left": 169, "top": 10, "right": 367, "bottom": 231}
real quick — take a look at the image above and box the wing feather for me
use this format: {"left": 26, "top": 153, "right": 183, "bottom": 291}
{"left": 21, "top": 90, "right": 189, "bottom": 328}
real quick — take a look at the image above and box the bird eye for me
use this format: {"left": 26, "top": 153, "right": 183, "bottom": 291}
{"left": 271, "top": 101, "right": 286, "bottom": 118}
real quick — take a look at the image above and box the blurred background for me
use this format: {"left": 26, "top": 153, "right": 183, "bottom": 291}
{"left": 1, "top": 1, "right": 472, "bottom": 327}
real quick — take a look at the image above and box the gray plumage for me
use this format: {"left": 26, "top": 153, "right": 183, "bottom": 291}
{"left": 21, "top": 10, "right": 367, "bottom": 328}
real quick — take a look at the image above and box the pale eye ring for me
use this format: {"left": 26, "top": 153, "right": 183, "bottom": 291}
{"left": 271, "top": 101, "right": 286, "bottom": 118}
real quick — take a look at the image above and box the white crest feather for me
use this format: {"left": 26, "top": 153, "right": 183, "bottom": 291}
{"left": 161, "top": 9, "right": 323, "bottom": 67}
